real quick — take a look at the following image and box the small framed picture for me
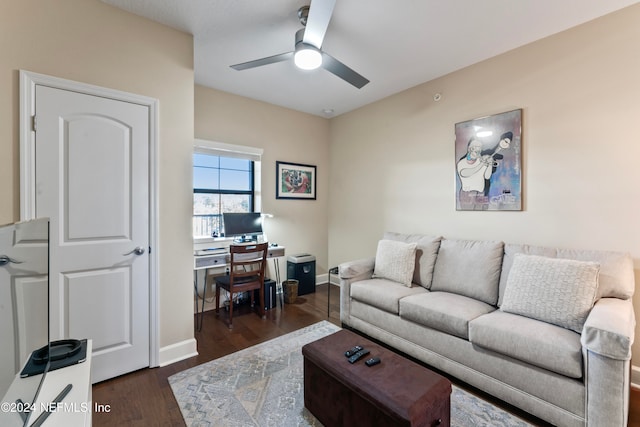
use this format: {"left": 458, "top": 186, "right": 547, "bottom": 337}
{"left": 276, "top": 161, "right": 316, "bottom": 200}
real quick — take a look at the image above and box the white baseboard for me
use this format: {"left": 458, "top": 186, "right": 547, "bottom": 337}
{"left": 632, "top": 364, "right": 640, "bottom": 389}
{"left": 158, "top": 338, "right": 198, "bottom": 367}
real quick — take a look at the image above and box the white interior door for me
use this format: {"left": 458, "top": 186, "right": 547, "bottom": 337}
{"left": 34, "top": 85, "right": 150, "bottom": 383}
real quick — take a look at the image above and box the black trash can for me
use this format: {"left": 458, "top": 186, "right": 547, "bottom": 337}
{"left": 287, "top": 254, "right": 316, "bottom": 296}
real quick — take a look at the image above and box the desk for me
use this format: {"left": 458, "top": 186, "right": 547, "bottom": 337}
{"left": 194, "top": 245, "right": 285, "bottom": 331}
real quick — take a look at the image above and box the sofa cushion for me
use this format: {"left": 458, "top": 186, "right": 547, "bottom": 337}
{"left": 372, "top": 239, "right": 417, "bottom": 287}
{"left": 501, "top": 254, "right": 599, "bottom": 333}
{"left": 400, "top": 291, "right": 495, "bottom": 339}
{"left": 430, "top": 239, "right": 504, "bottom": 305}
{"left": 469, "top": 311, "right": 583, "bottom": 379}
{"left": 351, "top": 278, "right": 427, "bottom": 314}
{"left": 498, "top": 243, "right": 557, "bottom": 306}
{"left": 500, "top": 244, "right": 634, "bottom": 305}
{"left": 556, "top": 248, "right": 634, "bottom": 300}
{"left": 383, "top": 232, "right": 442, "bottom": 288}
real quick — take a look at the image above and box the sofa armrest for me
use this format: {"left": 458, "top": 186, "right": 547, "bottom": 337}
{"left": 581, "top": 298, "right": 635, "bottom": 360}
{"left": 339, "top": 257, "right": 375, "bottom": 325}
{"left": 582, "top": 298, "right": 635, "bottom": 426}
{"left": 339, "top": 257, "right": 375, "bottom": 281}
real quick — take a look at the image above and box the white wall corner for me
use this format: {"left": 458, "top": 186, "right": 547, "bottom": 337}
{"left": 158, "top": 338, "right": 198, "bottom": 367}
{"left": 631, "top": 364, "right": 640, "bottom": 389}
{"left": 316, "top": 272, "right": 342, "bottom": 286}
{"left": 329, "top": 274, "right": 341, "bottom": 287}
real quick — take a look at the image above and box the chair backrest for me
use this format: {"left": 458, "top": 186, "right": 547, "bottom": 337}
{"left": 228, "top": 242, "right": 269, "bottom": 286}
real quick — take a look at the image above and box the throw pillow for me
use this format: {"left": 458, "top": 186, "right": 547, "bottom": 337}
{"left": 497, "top": 243, "right": 558, "bottom": 307}
{"left": 383, "top": 232, "right": 442, "bottom": 288}
{"left": 372, "top": 239, "right": 417, "bottom": 287}
{"left": 501, "top": 254, "right": 600, "bottom": 333}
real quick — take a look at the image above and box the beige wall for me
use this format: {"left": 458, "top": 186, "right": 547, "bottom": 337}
{"left": 195, "top": 86, "right": 330, "bottom": 279}
{"left": 0, "top": 1, "right": 195, "bottom": 352}
{"left": 2, "top": 0, "right": 638, "bottom": 373}
{"left": 329, "top": 5, "right": 640, "bottom": 357}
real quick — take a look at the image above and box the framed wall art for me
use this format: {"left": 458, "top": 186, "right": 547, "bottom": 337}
{"left": 455, "top": 109, "right": 522, "bottom": 211}
{"left": 276, "top": 161, "right": 316, "bottom": 200}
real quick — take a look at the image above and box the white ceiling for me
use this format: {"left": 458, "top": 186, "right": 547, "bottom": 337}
{"left": 101, "top": 0, "right": 638, "bottom": 117}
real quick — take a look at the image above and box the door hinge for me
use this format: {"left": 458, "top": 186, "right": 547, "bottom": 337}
{"left": 31, "top": 115, "right": 37, "bottom": 132}
{"left": 148, "top": 246, "right": 151, "bottom": 254}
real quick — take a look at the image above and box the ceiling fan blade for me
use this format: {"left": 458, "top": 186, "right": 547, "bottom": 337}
{"left": 230, "top": 52, "right": 294, "bottom": 71}
{"left": 303, "top": 0, "right": 336, "bottom": 48}
{"left": 321, "top": 52, "right": 369, "bottom": 89}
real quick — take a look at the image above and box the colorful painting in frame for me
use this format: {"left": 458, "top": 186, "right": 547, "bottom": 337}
{"left": 455, "top": 109, "right": 522, "bottom": 211}
{"left": 276, "top": 161, "right": 316, "bottom": 200}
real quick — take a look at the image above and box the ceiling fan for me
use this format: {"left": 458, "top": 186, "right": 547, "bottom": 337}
{"left": 230, "top": 0, "right": 370, "bottom": 89}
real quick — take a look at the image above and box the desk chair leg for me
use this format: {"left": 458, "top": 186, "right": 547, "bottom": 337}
{"left": 215, "top": 285, "right": 220, "bottom": 316}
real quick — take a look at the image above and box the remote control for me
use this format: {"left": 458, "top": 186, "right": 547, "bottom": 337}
{"left": 347, "top": 349, "right": 370, "bottom": 364}
{"left": 345, "top": 345, "right": 363, "bottom": 357}
{"left": 365, "top": 357, "right": 381, "bottom": 367}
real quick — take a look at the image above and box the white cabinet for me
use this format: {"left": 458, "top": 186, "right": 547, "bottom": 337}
{"left": 1, "top": 340, "right": 92, "bottom": 426}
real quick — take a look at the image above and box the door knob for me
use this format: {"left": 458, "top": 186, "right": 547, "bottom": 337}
{"left": 0, "top": 255, "right": 23, "bottom": 267}
{"left": 123, "top": 247, "right": 146, "bottom": 256}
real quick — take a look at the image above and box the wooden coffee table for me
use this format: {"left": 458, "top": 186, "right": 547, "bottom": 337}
{"left": 302, "top": 328, "right": 451, "bottom": 427}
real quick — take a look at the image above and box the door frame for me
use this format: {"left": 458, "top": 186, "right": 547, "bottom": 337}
{"left": 18, "top": 70, "right": 160, "bottom": 368}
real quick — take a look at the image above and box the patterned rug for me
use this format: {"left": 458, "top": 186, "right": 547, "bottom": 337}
{"left": 169, "top": 321, "right": 533, "bottom": 426}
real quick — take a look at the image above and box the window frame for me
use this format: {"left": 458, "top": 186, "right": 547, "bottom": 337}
{"left": 193, "top": 159, "right": 255, "bottom": 210}
{"left": 193, "top": 140, "right": 263, "bottom": 241}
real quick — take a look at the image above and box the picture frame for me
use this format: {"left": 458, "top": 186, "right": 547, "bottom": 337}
{"left": 455, "top": 109, "right": 522, "bottom": 211}
{"left": 276, "top": 161, "right": 317, "bottom": 200}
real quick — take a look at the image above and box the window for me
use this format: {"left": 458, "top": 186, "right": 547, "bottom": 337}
{"left": 193, "top": 153, "right": 255, "bottom": 238}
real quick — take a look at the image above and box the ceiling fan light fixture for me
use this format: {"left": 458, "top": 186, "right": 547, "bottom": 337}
{"left": 294, "top": 44, "right": 322, "bottom": 70}
{"left": 230, "top": 3, "right": 369, "bottom": 88}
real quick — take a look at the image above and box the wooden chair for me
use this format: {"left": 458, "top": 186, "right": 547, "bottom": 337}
{"left": 215, "top": 242, "right": 268, "bottom": 329}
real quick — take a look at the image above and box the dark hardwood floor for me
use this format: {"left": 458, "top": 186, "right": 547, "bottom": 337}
{"left": 92, "top": 284, "right": 640, "bottom": 426}
{"left": 92, "top": 283, "right": 341, "bottom": 426}
{"left": 632, "top": 389, "right": 640, "bottom": 427}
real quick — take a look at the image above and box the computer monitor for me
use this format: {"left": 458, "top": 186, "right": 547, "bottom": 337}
{"left": 222, "top": 212, "right": 263, "bottom": 242}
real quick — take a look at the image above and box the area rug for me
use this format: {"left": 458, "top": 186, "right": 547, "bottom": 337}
{"left": 169, "top": 321, "right": 533, "bottom": 426}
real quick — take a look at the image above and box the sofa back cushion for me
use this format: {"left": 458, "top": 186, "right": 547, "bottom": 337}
{"left": 383, "top": 232, "right": 442, "bottom": 288}
{"left": 372, "top": 239, "right": 417, "bottom": 287}
{"left": 556, "top": 248, "right": 634, "bottom": 300}
{"left": 431, "top": 239, "right": 504, "bottom": 305}
{"left": 499, "top": 243, "right": 634, "bottom": 305}
{"left": 500, "top": 254, "right": 600, "bottom": 333}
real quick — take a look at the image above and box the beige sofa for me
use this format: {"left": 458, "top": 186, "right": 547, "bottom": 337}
{"left": 339, "top": 232, "right": 635, "bottom": 427}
